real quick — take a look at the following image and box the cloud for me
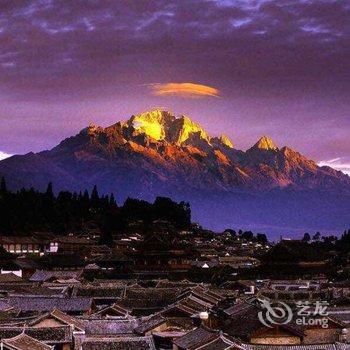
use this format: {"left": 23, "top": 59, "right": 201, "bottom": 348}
{"left": 0, "top": 151, "right": 12, "bottom": 161}
{"left": 149, "top": 83, "right": 220, "bottom": 98}
{"left": 318, "top": 157, "right": 350, "bottom": 176}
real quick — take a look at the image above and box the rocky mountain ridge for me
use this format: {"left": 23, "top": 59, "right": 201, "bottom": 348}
{"left": 1, "top": 109, "right": 349, "bottom": 235}
{"left": 1, "top": 109, "right": 349, "bottom": 196}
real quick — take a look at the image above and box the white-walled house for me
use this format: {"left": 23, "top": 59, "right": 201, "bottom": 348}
{"left": 0, "top": 236, "right": 58, "bottom": 254}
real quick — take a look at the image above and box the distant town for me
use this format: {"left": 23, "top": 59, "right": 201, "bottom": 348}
{"left": 0, "top": 180, "right": 350, "bottom": 349}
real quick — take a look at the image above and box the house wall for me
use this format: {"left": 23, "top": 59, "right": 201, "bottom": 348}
{"left": 2, "top": 243, "right": 41, "bottom": 254}
{"left": 33, "top": 318, "right": 64, "bottom": 328}
{"left": 250, "top": 326, "right": 302, "bottom": 345}
{"left": 303, "top": 328, "right": 340, "bottom": 344}
{"left": 73, "top": 332, "right": 85, "bottom": 350}
{"left": 49, "top": 242, "right": 59, "bottom": 253}
{"left": 1, "top": 269, "right": 22, "bottom": 277}
{"left": 250, "top": 336, "right": 300, "bottom": 345}
{"left": 53, "top": 343, "right": 72, "bottom": 350}
{"left": 145, "top": 322, "right": 168, "bottom": 336}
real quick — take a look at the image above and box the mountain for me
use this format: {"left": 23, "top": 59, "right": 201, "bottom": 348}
{"left": 1, "top": 109, "right": 350, "bottom": 237}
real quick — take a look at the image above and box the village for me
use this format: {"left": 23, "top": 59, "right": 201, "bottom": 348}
{"left": 1, "top": 220, "right": 350, "bottom": 350}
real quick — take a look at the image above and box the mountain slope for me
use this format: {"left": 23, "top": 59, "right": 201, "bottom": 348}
{"left": 1, "top": 109, "right": 349, "bottom": 236}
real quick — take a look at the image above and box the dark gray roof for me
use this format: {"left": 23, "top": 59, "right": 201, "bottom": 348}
{"left": 3, "top": 285, "right": 64, "bottom": 298}
{"left": 29, "top": 309, "right": 86, "bottom": 331}
{"left": 72, "top": 285, "right": 125, "bottom": 298}
{"left": 2, "top": 297, "right": 92, "bottom": 313}
{"left": 134, "top": 315, "right": 166, "bottom": 335}
{"left": 2, "top": 332, "right": 53, "bottom": 350}
{"left": 173, "top": 326, "right": 219, "bottom": 350}
{"left": 327, "top": 307, "right": 350, "bottom": 324}
{"left": 29, "top": 270, "right": 82, "bottom": 282}
{"left": 0, "top": 300, "right": 12, "bottom": 311}
{"left": 200, "top": 335, "right": 234, "bottom": 350}
{"left": 0, "top": 273, "right": 23, "bottom": 283}
{"left": 85, "top": 319, "right": 139, "bottom": 336}
{"left": 0, "top": 325, "right": 72, "bottom": 343}
{"left": 121, "top": 287, "right": 178, "bottom": 309}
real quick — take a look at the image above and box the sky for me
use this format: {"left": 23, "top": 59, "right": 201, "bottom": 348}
{"left": 0, "top": 0, "right": 349, "bottom": 173}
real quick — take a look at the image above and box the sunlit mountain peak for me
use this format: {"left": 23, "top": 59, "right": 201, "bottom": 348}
{"left": 252, "top": 136, "right": 277, "bottom": 151}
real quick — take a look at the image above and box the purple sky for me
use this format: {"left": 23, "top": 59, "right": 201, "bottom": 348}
{"left": 0, "top": 0, "right": 349, "bottom": 171}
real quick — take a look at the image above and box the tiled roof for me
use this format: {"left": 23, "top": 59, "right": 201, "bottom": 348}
{"left": 173, "top": 326, "right": 220, "bottom": 350}
{"left": 2, "top": 332, "right": 53, "bottom": 350}
{"left": 2, "top": 296, "right": 92, "bottom": 313}
{"left": 0, "top": 325, "right": 72, "bottom": 343}
{"left": 178, "top": 295, "right": 213, "bottom": 313}
{"left": 85, "top": 319, "right": 139, "bottom": 336}
{"left": 72, "top": 285, "right": 125, "bottom": 298}
{"left": 56, "top": 236, "right": 92, "bottom": 244}
{"left": 222, "top": 303, "right": 304, "bottom": 341}
{"left": 82, "top": 336, "right": 156, "bottom": 350}
{"left": 0, "top": 308, "right": 21, "bottom": 323}
{"left": 29, "top": 309, "right": 86, "bottom": 331}
{"left": 0, "top": 300, "right": 13, "bottom": 311}
{"left": 134, "top": 315, "right": 166, "bottom": 334}
{"left": 29, "top": 270, "right": 82, "bottom": 282}
{"left": 189, "top": 290, "right": 220, "bottom": 305}
{"left": 327, "top": 307, "right": 350, "bottom": 324}
{"left": 120, "top": 287, "right": 178, "bottom": 309}
{"left": 0, "top": 237, "right": 41, "bottom": 244}
{"left": 51, "top": 308, "right": 86, "bottom": 331}
{"left": 0, "top": 273, "right": 23, "bottom": 283}
{"left": 91, "top": 303, "right": 130, "bottom": 318}
{"left": 236, "top": 343, "right": 350, "bottom": 350}
{"left": 159, "top": 303, "right": 193, "bottom": 317}
{"left": 5, "top": 285, "right": 64, "bottom": 298}
{"left": 39, "top": 254, "right": 86, "bottom": 268}
{"left": 177, "top": 286, "right": 224, "bottom": 306}
{"left": 155, "top": 279, "right": 199, "bottom": 288}
{"left": 14, "top": 259, "right": 41, "bottom": 270}
{"left": 199, "top": 334, "right": 234, "bottom": 350}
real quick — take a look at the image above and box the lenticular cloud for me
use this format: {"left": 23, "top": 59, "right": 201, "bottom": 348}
{"left": 149, "top": 83, "right": 220, "bottom": 98}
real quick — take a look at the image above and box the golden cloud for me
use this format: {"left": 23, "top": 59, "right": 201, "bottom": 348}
{"left": 149, "top": 82, "right": 220, "bottom": 98}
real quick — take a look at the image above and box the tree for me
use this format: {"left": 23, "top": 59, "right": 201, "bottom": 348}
{"left": 0, "top": 246, "right": 12, "bottom": 260}
{"left": 99, "top": 208, "right": 120, "bottom": 246}
{"left": 153, "top": 197, "right": 191, "bottom": 229}
{"left": 224, "top": 229, "right": 236, "bottom": 237}
{"left": 91, "top": 185, "right": 99, "bottom": 208}
{"left": 313, "top": 232, "right": 321, "bottom": 241}
{"left": 241, "top": 231, "right": 254, "bottom": 241}
{"left": 45, "top": 182, "right": 54, "bottom": 201}
{"left": 0, "top": 177, "right": 7, "bottom": 194}
{"left": 83, "top": 189, "right": 90, "bottom": 201}
{"left": 302, "top": 233, "right": 311, "bottom": 242}
{"left": 110, "top": 193, "right": 116, "bottom": 206}
{"left": 257, "top": 233, "right": 268, "bottom": 244}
